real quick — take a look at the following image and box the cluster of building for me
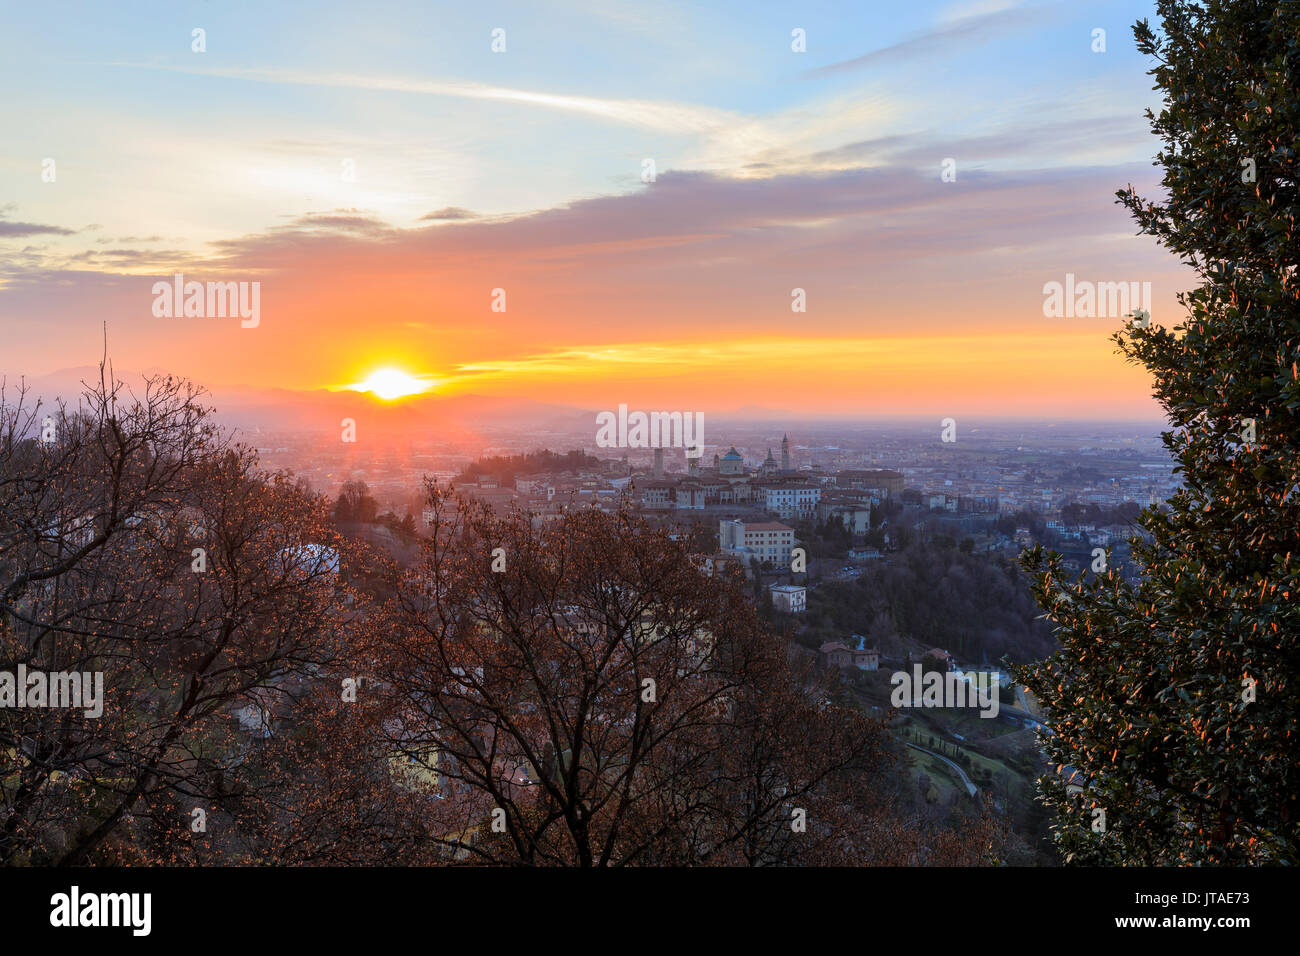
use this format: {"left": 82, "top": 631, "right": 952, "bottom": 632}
{"left": 423, "top": 431, "right": 1160, "bottom": 598}
{"left": 437, "top": 435, "right": 903, "bottom": 541}
{"left": 634, "top": 438, "right": 902, "bottom": 523}
{"left": 895, "top": 455, "right": 1176, "bottom": 517}
{"left": 818, "top": 636, "right": 880, "bottom": 671}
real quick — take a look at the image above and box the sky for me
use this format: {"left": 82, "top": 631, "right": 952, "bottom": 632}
{"left": 0, "top": 0, "right": 1188, "bottom": 418}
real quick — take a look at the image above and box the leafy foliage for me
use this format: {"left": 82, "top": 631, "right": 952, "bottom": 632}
{"left": 1018, "top": 0, "right": 1300, "bottom": 864}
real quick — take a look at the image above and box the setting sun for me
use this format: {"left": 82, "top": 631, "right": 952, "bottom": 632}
{"left": 355, "top": 368, "right": 429, "bottom": 400}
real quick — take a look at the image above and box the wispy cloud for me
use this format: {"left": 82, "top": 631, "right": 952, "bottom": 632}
{"left": 277, "top": 210, "right": 394, "bottom": 235}
{"left": 99, "top": 61, "right": 738, "bottom": 135}
{"left": 808, "top": 0, "right": 1058, "bottom": 76}
{"left": 0, "top": 209, "right": 76, "bottom": 238}
{"left": 96, "top": 59, "right": 903, "bottom": 179}
{"left": 419, "top": 207, "right": 478, "bottom": 221}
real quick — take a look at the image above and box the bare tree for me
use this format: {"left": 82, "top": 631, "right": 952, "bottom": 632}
{"left": 1, "top": 370, "right": 356, "bottom": 865}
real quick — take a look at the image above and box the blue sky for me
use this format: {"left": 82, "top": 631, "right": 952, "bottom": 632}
{"left": 3, "top": 0, "right": 1163, "bottom": 237}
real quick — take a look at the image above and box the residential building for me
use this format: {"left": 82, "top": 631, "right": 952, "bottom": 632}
{"left": 769, "top": 583, "right": 807, "bottom": 613}
{"left": 719, "top": 519, "right": 796, "bottom": 565}
{"left": 763, "top": 483, "right": 821, "bottom": 520}
{"left": 819, "top": 639, "right": 878, "bottom": 670}
{"left": 835, "top": 469, "right": 904, "bottom": 499}
{"left": 640, "top": 481, "right": 675, "bottom": 510}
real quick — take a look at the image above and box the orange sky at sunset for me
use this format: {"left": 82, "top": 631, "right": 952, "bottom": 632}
{"left": 316, "top": 332, "right": 1157, "bottom": 418}
{"left": 1, "top": 0, "right": 1185, "bottom": 420}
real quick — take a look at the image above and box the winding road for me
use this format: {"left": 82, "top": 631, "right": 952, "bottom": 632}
{"left": 905, "top": 741, "right": 978, "bottom": 797}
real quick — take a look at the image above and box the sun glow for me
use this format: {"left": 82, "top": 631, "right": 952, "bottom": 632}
{"left": 355, "top": 368, "right": 429, "bottom": 400}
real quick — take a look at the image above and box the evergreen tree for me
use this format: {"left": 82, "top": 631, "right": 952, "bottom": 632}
{"left": 1019, "top": 0, "right": 1299, "bottom": 864}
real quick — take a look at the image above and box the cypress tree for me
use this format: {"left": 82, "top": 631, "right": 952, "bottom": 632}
{"left": 1019, "top": 0, "right": 1299, "bottom": 864}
